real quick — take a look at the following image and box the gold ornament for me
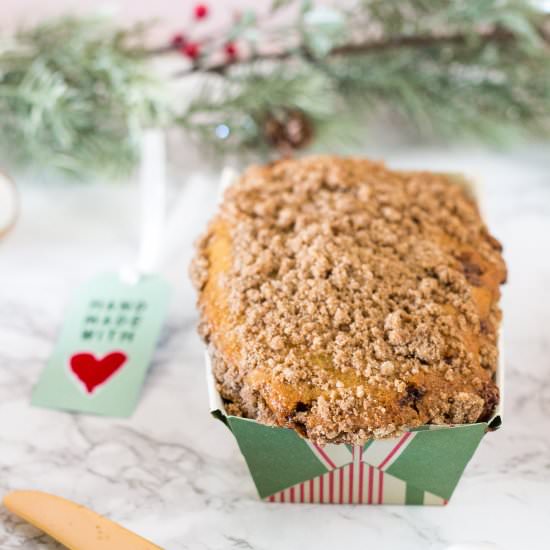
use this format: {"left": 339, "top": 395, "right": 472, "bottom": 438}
{"left": 0, "top": 171, "right": 18, "bottom": 239}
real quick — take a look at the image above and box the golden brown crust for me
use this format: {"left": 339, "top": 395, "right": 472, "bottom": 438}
{"left": 191, "top": 156, "right": 506, "bottom": 444}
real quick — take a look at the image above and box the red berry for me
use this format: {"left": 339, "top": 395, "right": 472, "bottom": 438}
{"left": 194, "top": 4, "right": 209, "bottom": 19}
{"left": 224, "top": 42, "right": 237, "bottom": 59}
{"left": 170, "top": 33, "right": 186, "bottom": 48}
{"left": 181, "top": 42, "right": 200, "bottom": 59}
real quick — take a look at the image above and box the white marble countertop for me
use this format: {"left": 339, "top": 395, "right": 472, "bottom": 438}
{"left": 0, "top": 145, "right": 549, "bottom": 550}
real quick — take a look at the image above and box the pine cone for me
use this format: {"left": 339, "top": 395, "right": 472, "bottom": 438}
{"left": 262, "top": 109, "right": 313, "bottom": 155}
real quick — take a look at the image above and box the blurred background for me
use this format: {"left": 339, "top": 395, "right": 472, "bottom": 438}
{"left": 0, "top": 0, "right": 259, "bottom": 27}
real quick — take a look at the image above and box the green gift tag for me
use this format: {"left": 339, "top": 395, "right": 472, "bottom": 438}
{"left": 32, "top": 272, "right": 170, "bottom": 417}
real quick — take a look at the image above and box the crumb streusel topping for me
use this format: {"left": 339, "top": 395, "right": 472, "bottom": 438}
{"left": 191, "top": 156, "right": 506, "bottom": 444}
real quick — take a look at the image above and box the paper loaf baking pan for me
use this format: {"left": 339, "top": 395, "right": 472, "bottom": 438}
{"left": 206, "top": 351, "right": 502, "bottom": 505}
{"left": 205, "top": 168, "right": 501, "bottom": 505}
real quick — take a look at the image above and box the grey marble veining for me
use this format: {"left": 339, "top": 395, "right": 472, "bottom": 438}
{"left": 0, "top": 146, "right": 549, "bottom": 550}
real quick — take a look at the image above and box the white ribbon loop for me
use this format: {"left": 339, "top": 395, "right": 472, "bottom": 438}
{"left": 136, "top": 129, "right": 166, "bottom": 275}
{"left": 122, "top": 131, "right": 238, "bottom": 284}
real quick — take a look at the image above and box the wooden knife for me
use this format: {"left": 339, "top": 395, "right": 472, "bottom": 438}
{"left": 3, "top": 490, "right": 163, "bottom": 550}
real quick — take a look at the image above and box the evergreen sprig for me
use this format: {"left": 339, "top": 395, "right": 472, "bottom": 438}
{"left": 1, "top": 1, "right": 550, "bottom": 177}
{"left": 0, "top": 16, "right": 167, "bottom": 177}
{"left": 179, "top": 0, "right": 550, "bottom": 151}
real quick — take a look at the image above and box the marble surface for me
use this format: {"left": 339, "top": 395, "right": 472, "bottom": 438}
{"left": 0, "top": 145, "right": 549, "bottom": 550}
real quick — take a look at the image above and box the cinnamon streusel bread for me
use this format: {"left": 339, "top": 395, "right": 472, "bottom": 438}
{"left": 191, "top": 156, "right": 506, "bottom": 445}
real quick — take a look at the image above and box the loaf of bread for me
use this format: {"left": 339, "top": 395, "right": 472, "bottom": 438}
{"left": 191, "top": 156, "right": 506, "bottom": 445}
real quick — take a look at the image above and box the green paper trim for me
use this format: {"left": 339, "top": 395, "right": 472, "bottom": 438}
{"left": 405, "top": 485, "right": 425, "bottom": 505}
{"left": 386, "top": 423, "right": 487, "bottom": 500}
{"left": 227, "top": 416, "right": 326, "bottom": 498}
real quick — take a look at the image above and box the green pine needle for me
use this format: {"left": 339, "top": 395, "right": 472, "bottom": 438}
{"left": 1, "top": 2, "right": 550, "bottom": 178}
{"left": 0, "top": 16, "right": 168, "bottom": 178}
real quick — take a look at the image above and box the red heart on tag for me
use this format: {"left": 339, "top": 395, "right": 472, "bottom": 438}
{"left": 69, "top": 351, "right": 127, "bottom": 394}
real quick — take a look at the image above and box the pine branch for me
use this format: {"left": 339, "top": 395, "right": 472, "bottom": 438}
{"left": 1, "top": 1, "right": 550, "bottom": 178}
{"left": 0, "top": 16, "right": 169, "bottom": 178}
{"left": 174, "top": 1, "right": 550, "bottom": 152}
{"left": 175, "top": 25, "right": 528, "bottom": 77}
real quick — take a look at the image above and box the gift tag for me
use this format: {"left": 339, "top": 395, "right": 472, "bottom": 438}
{"left": 32, "top": 272, "right": 169, "bottom": 416}
{"left": 32, "top": 130, "right": 174, "bottom": 417}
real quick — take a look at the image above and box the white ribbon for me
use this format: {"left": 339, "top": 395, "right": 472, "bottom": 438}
{"left": 136, "top": 129, "right": 166, "bottom": 274}
{"left": 120, "top": 130, "right": 238, "bottom": 285}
